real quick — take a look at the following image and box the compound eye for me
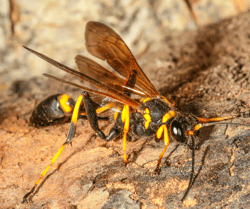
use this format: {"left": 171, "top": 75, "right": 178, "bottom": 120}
{"left": 170, "top": 120, "right": 186, "bottom": 143}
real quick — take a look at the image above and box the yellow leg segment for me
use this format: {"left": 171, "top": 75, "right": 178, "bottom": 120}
{"left": 156, "top": 125, "right": 169, "bottom": 168}
{"left": 96, "top": 102, "right": 116, "bottom": 114}
{"left": 121, "top": 104, "right": 130, "bottom": 163}
{"left": 35, "top": 144, "right": 66, "bottom": 185}
{"left": 79, "top": 102, "right": 116, "bottom": 117}
{"left": 71, "top": 95, "right": 83, "bottom": 125}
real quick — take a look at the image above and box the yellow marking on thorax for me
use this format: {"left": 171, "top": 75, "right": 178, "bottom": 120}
{"left": 143, "top": 108, "right": 151, "bottom": 129}
{"left": 59, "top": 94, "right": 73, "bottom": 113}
{"left": 162, "top": 111, "right": 176, "bottom": 123}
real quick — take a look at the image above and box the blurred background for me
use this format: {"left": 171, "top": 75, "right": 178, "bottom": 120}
{"left": 1, "top": 0, "right": 250, "bottom": 87}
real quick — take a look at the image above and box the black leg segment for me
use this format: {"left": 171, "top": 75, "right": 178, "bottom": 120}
{"left": 82, "top": 91, "right": 106, "bottom": 140}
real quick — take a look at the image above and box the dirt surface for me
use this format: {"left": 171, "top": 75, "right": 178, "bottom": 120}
{"left": 1, "top": 12, "right": 250, "bottom": 208}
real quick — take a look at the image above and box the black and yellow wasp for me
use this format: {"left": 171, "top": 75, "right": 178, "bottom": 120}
{"left": 22, "top": 21, "right": 235, "bottom": 203}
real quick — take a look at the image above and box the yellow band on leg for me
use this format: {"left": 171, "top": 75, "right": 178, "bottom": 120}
{"left": 72, "top": 95, "right": 83, "bottom": 125}
{"left": 157, "top": 125, "right": 169, "bottom": 168}
{"left": 35, "top": 144, "right": 66, "bottom": 186}
{"left": 122, "top": 104, "right": 130, "bottom": 163}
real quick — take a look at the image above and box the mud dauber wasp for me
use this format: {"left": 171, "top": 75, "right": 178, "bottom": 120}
{"left": 22, "top": 21, "right": 246, "bottom": 203}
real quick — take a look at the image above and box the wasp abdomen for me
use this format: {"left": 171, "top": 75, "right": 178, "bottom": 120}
{"left": 30, "top": 94, "right": 75, "bottom": 126}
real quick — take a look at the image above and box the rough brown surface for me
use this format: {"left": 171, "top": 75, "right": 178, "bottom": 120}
{"left": 1, "top": 12, "right": 250, "bottom": 208}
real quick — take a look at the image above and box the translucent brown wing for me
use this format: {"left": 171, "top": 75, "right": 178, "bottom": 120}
{"left": 43, "top": 74, "right": 126, "bottom": 114}
{"left": 23, "top": 46, "right": 140, "bottom": 109}
{"left": 85, "top": 21, "right": 160, "bottom": 97}
{"left": 75, "top": 55, "right": 147, "bottom": 97}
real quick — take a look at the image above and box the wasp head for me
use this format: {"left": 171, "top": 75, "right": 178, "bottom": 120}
{"left": 170, "top": 112, "right": 200, "bottom": 144}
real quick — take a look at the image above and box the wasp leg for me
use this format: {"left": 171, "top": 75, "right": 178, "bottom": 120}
{"left": 121, "top": 104, "right": 130, "bottom": 164}
{"left": 83, "top": 92, "right": 124, "bottom": 142}
{"left": 154, "top": 135, "right": 161, "bottom": 142}
{"left": 105, "top": 126, "right": 121, "bottom": 141}
{"left": 155, "top": 124, "right": 169, "bottom": 173}
{"left": 82, "top": 92, "right": 108, "bottom": 139}
{"left": 81, "top": 93, "right": 130, "bottom": 163}
{"left": 22, "top": 92, "right": 84, "bottom": 203}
